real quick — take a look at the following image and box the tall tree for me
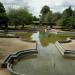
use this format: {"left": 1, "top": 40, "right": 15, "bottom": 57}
{"left": 40, "top": 5, "right": 50, "bottom": 15}
{"left": 0, "top": 2, "right": 9, "bottom": 29}
{"left": 72, "top": 10, "right": 75, "bottom": 29}
{"left": 52, "top": 12, "right": 61, "bottom": 23}
{"left": 52, "top": 12, "right": 61, "bottom": 26}
{"left": 40, "top": 5, "right": 50, "bottom": 23}
{"left": 44, "top": 12, "right": 52, "bottom": 23}
{"left": 40, "top": 5, "right": 53, "bottom": 26}
{"left": 61, "top": 6, "right": 73, "bottom": 29}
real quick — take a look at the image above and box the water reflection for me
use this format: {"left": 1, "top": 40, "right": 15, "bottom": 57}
{"left": 13, "top": 31, "right": 75, "bottom": 75}
{"left": 17, "top": 31, "right": 75, "bottom": 47}
{"left": 39, "top": 31, "right": 75, "bottom": 47}
{"left": 39, "top": 32, "right": 50, "bottom": 47}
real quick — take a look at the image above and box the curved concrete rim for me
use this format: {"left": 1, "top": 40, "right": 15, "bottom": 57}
{"left": 7, "top": 49, "right": 38, "bottom": 75}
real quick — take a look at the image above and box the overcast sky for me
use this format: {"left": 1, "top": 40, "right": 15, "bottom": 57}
{"left": 0, "top": 0, "right": 75, "bottom": 17}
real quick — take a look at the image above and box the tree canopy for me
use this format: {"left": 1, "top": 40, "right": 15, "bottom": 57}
{"left": 44, "top": 12, "right": 52, "bottom": 23}
{"left": 0, "top": 2, "right": 75, "bottom": 30}
{"left": 40, "top": 5, "right": 50, "bottom": 15}
{"left": 0, "top": 2, "right": 9, "bottom": 29}
{"left": 7, "top": 8, "right": 33, "bottom": 28}
{"left": 61, "top": 6, "right": 73, "bottom": 29}
{"left": 40, "top": 5, "right": 53, "bottom": 26}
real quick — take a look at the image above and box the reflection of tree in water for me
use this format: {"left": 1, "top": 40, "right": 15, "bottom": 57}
{"left": 39, "top": 32, "right": 58, "bottom": 47}
{"left": 39, "top": 32, "right": 50, "bottom": 47}
{"left": 39, "top": 32, "right": 75, "bottom": 47}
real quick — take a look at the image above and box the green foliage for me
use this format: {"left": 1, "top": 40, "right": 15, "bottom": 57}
{"left": 61, "top": 6, "right": 73, "bottom": 29}
{"left": 40, "top": 15, "right": 45, "bottom": 23}
{"left": 72, "top": 10, "right": 75, "bottom": 29}
{"left": 52, "top": 12, "right": 61, "bottom": 25}
{"left": 62, "top": 17, "right": 73, "bottom": 29}
{"left": 62, "top": 6, "right": 73, "bottom": 18}
{"left": 7, "top": 8, "right": 33, "bottom": 28}
{"left": 32, "top": 16, "right": 39, "bottom": 21}
{"left": 40, "top": 5, "right": 75, "bottom": 29}
{"left": 0, "top": 2, "right": 5, "bottom": 13}
{"left": 40, "top": 5, "right": 50, "bottom": 15}
{"left": 40, "top": 5, "right": 53, "bottom": 26}
{"left": 40, "top": 5, "right": 50, "bottom": 23}
{"left": 0, "top": 2, "right": 75, "bottom": 30}
{"left": 44, "top": 12, "right": 52, "bottom": 23}
{"left": 0, "top": 2, "right": 9, "bottom": 28}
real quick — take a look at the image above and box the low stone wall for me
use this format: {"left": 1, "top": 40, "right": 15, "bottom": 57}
{"left": 55, "top": 41, "right": 65, "bottom": 56}
{"left": 7, "top": 50, "right": 38, "bottom": 75}
{"left": 0, "top": 35, "right": 19, "bottom": 38}
{"left": 55, "top": 39, "right": 75, "bottom": 57}
{"left": 58, "top": 38, "right": 72, "bottom": 43}
{"left": 1, "top": 49, "right": 38, "bottom": 67}
{"left": 1, "top": 49, "right": 38, "bottom": 75}
{"left": 58, "top": 40, "right": 71, "bottom": 43}
{"left": 7, "top": 63, "right": 22, "bottom": 75}
{"left": 1, "top": 39, "right": 38, "bottom": 75}
{"left": 55, "top": 40, "right": 74, "bottom": 56}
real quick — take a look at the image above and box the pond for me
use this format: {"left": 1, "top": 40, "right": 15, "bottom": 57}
{"left": 13, "top": 31, "right": 75, "bottom": 75}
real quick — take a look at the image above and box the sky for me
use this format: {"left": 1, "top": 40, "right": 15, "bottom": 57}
{"left": 0, "top": 0, "right": 75, "bottom": 17}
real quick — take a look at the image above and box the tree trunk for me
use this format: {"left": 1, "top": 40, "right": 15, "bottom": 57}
{"left": 22, "top": 24, "right": 24, "bottom": 29}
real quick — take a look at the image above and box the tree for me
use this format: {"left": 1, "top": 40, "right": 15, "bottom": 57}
{"left": 8, "top": 8, "right": 33, "bottom": 29}
{"left": 40, "top": 5, "right": 53, "bottom": 26}
{"left": 40, "top": 14, "right": 45, "bottom": 23}
{"left": 0, "top": 2, "right": 9, "bottom": 30}
{"left": 72, "top": 10, "right": 75, "bottom": 28}
{"left": 61, "top": 6, "right": 73, "bottom": 29}
{"left": 62, "top": 17, "right": 73, "bottom": 29}
{"left": 44, "top": 12, "right": 53, "bottom": 27}
{"left": 32, "top": 16, "right": 40, "bottom": 27}
{"left": 40, "top": 5, "right": 50, "bottom": 15}
{"left": 52, "top": 12, "right": 61, "bottom": 25}
{"left": 40, "top": 5, "right": 50, "bottom": 23}
{"left": 32, "top": 16, "right": 39, "bottom": 21}
{"left": 44, "top": 12, "right": 52, "bottom": 22}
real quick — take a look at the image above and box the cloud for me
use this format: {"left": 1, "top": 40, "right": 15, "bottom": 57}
{"left": 0, "top": 0, "right": 28, "bottom": 9}
{"left": 28, "top": 0, "right": 64, "bottom": 16}
{"left": 52, "top": 0, "right": 75, "bottom": 12}
{"left": 61, "top": 0, "right": 75, "bottom": 8}
{"left": 0, "top": 0, "right": 75, "bottom": 17}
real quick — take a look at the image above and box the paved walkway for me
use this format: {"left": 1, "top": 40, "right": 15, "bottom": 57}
{"left": 0, "top": 38, "right": 36, "bottom": 75}
{"left": 0, "top": 69, "right": 11, "bottom": 75}
{"left": 61, "top": 40, "right": 75, "bottom": 51}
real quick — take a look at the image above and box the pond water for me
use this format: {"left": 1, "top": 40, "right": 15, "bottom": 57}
{"left": 13, "top": 32, "right": 75, "bottom": 75}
